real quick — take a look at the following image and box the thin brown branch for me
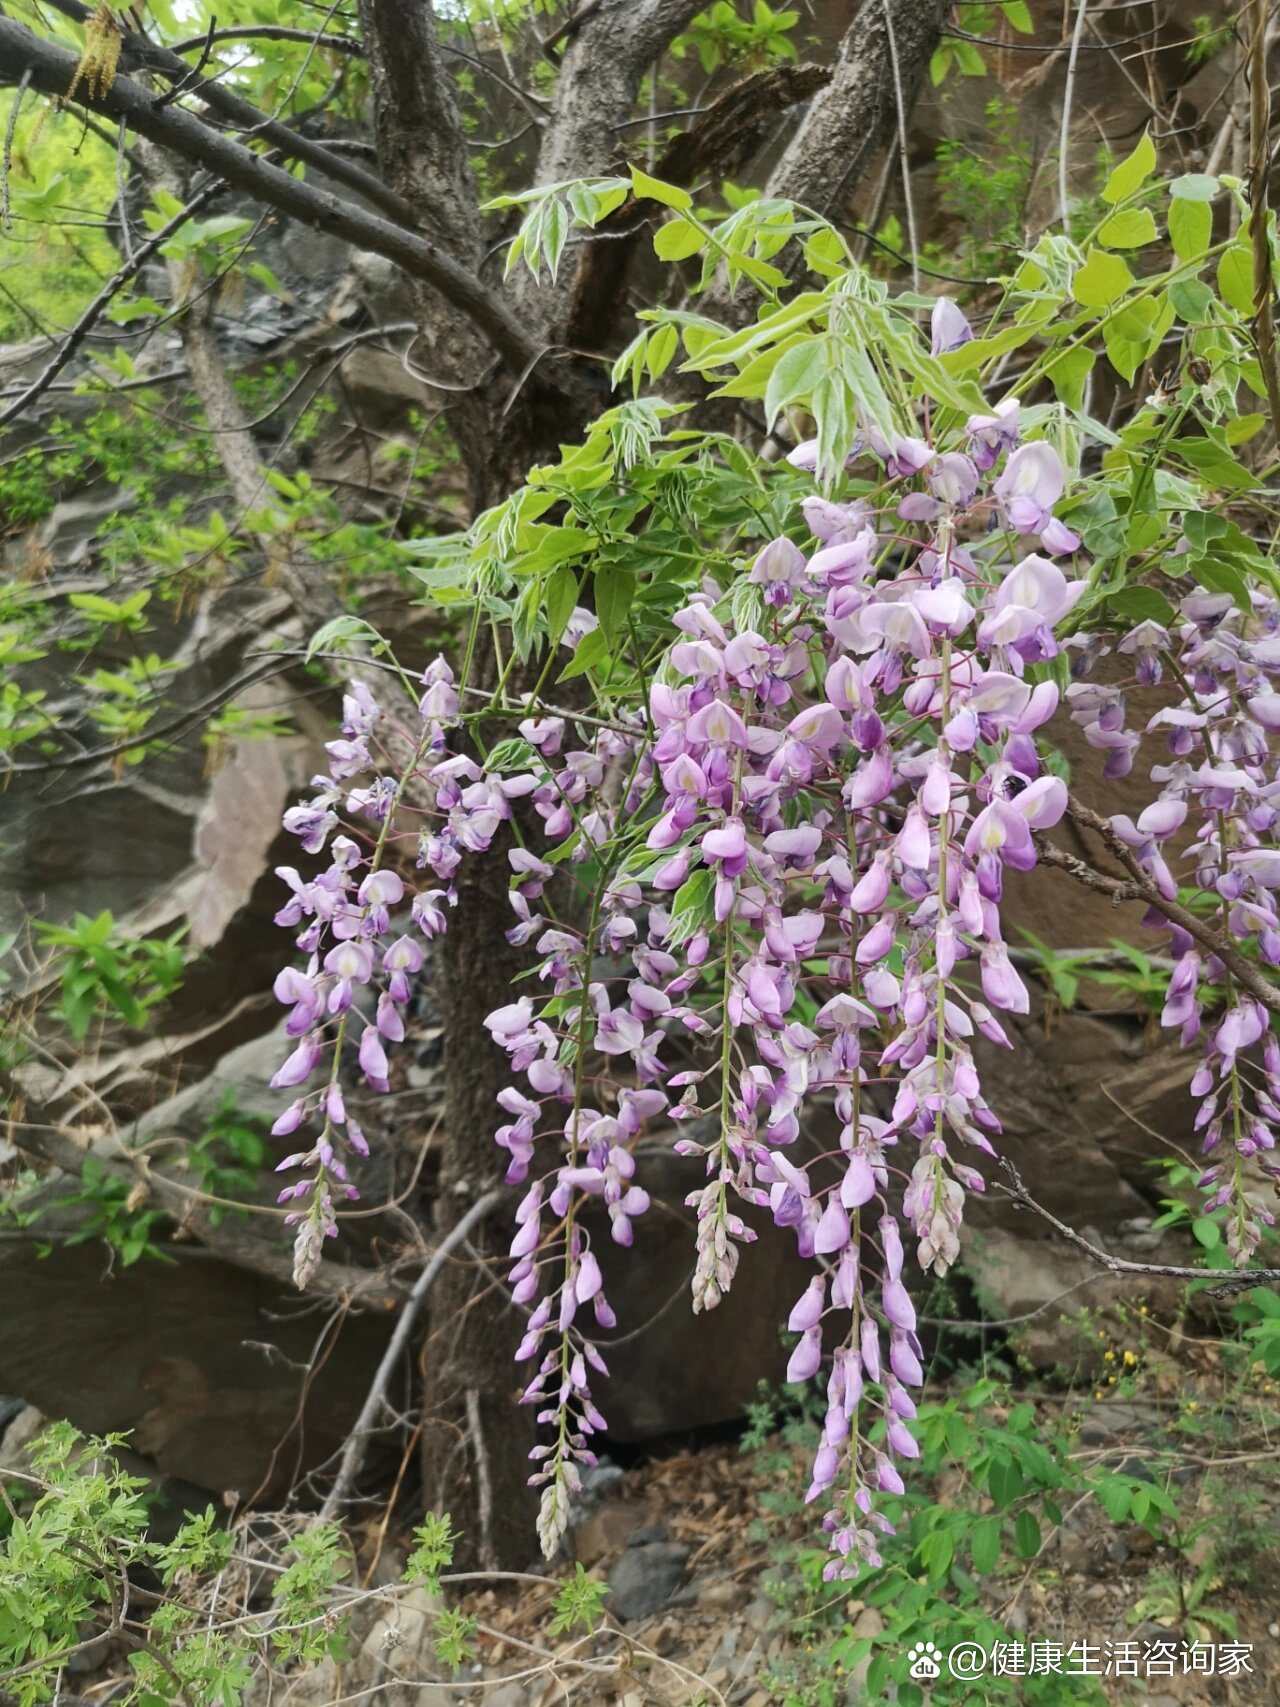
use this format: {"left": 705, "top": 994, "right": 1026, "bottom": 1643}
{"left": 317, "top": 1187, "right": 503, "bottom": 1523}
{"left": 995, "top": 1158, "right": 1280, "bottom": 1295}
{"left": 168, "top": 25, "right": 363, "bottom": 57}
{"left": 1057, "top": 802, "right": 1280, "bottom": 1015}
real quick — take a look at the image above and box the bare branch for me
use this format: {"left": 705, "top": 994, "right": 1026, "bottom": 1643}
{"left": 995, "top": 1158, "right": 1280, "bottom": 1296}
{"left": 168, "top": 25, "right": 363, "bottom": 57}
{"left": 317, "top": 1188, "right": 504, "bottom": 1522}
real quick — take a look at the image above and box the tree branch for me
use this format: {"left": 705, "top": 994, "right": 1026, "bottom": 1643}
{"left": 168, "top": 25, "right": 363, "bottom": 57}
{"left": 11, "top": 1125, "right": 407, "bottom": 1307}
{"left": 357, "top": 0, "right": 483, "bottom": 265}
{"left": 0, "top": 17, "right": 554, "bottom": 380}
{"left": 764, "top": 0, "right": 950, "bottom": 219}
{"left": 1037, "top": 804, "right": 1280, "bottom": 1017}
{"left": 317, "top": 1187, "right": 503, "bottom": 1523}
{"left": 995, "top": 1158, "right": 1280, "bottom": 1295}
{"left": 37, "top": 0, "right": 412, "bottom": 226}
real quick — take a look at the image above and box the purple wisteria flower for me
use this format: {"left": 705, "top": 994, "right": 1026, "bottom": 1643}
{"left": 265, "top": 343, "right": 1280, "bottom": 1575}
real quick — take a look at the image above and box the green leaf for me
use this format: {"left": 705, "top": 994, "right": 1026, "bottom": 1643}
{"left": 1172, "top": 433, "right": 1254, "bottom": 494}
{"left": 1103, "top": 327, "right": 1146, "bottom": 384}
{"left": 646, "top": 323, "right": 679, "bottom": 379}
{"left": 952, "top": 37, "right": 986, "bottom": 76}
{"left": 1044, "top": 345, "right": 1094, "bottom": 410}
{"left": 1098, "top": 207, "right": 1158, "bottom": 249}
{"left": 970, "top": 1516, "right": 1002, "bottom": 1575}
{"left": 1101, "top": 132, "right": 1156, "bottom": 205}
{"left": 1097, "top": 1476, "right": 1132, "bottom": 1522}
{"left": 544, "top": 565, "right": 579, "bottom": 647}
{"left": 666, "top": 868, "right": 713, "bottom": 945}
{"left": 594, "top": 563, "right": 635, "bottom": 645}
{"left": 1189, "top": 557, "right": 1252, "bottom": 610}
{"left": 1226, "top": 411, "right": 1266, "bottom": 445}
{"left": 987, "top": 1454, "right": 1024, "bottom": 1507}
{"left": 304, "top": 616, "right": 383, "bottom": 662}
{"left": 763, "top": 337, "right": 828, "bottom": 426}
{"left": 918, "top": 1529, "right": 954, "bottom": 1580}
{"left": 803, "top": 225, "right": 848, "bottom": 278}
{"left": 557, "top": 626, "right": 608, "bottom": 681}
{"left": 1071, "top": 248, "right": 1136, "bottom": 309}
{"left": 1168, "top": 277, "right": 1215, "bottom": 323}
{"left": 1001, "top": 0, "right": 1033, "bottom": 30}
{"left": 1014, "top": 1511, "right": 1042, "bottom": 1560}
{"left": 1168, "top": 195, "right": 1212, "bottom": 261}
{"left": 543, "top": 198, "right": 569, "bottom": 280}
{"left": 1170, "top": 172, "right": 1219, "bottom": 202}
{"left": 1217, "top": 244, "right": 1255, "bottom": 315}
{"left": 654, "top": 219, "right": 704, "bottom": 261}
{"left": 1102, "top": 586, "right": 1177, "bottom": 626}
{"left": 512, "top": 524, "right": 594, "bottom": 576}
{"left": 630, "top": 167, "right": 692, "bottom": 211}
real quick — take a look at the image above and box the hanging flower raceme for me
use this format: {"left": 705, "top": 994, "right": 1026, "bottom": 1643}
{"left": 1095, "top": 585, "right": 1280, "bottom": 1264}
{"left": 266, "top": 369, "right": 1280, "bottom": 1575}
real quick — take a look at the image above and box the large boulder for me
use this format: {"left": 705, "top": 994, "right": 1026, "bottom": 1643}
{"left": 0, "top": 1239, "right": 396, "bottom": 1503}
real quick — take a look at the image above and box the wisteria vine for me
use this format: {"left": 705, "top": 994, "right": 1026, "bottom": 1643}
{"left": 266, "top": 298, "right": 1280, "bottom": 1571}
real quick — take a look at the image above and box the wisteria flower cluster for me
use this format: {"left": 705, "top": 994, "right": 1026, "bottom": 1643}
{"left": 268, "top": 299, "right": 1280, "bottom": 1570}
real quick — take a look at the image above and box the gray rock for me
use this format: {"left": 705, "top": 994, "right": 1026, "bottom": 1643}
{"left": 1077, "top": 1402, "right": 1162, "bottom": 1445}
{"left": 627, "top": 1522, "right": 670, "bottom": 1547}
{"left": 0, "top": 1403, "right": 45, "bottom": 1473}
{"left": 606, "top": 1540, "right": 690, "bottom": 1622}
{"left": 483, "top": 1685, "right": 529, "bottom": 1707}
{"left": 0, "top": 1239, "right": 394, "bottom": 1501}
{"left": 1132, "top": 1621, "right": 1178, "bottom": 1647}
{"left": 1113, "top": 1456, "right": 1154, "bottom": 1480}
{"left": 129, "top": 1021, "right": 293, "bottom": 1145}
{"left": 744, "top": 1595, "right": 774, "bottom": 1632}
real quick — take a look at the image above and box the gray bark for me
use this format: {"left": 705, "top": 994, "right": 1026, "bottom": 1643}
{"left": 765, "top": 0, "right": 950, "bottom": 215}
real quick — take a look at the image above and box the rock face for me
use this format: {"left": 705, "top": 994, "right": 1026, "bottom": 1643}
{"left": 0, "top": 1239, "right": 396, "bottom": 1502}
{"left": 606, "top": 1530, "right": 691, "bottom": 1621}
{"left": 587, "top": 1137, "right": 813, "bottom": 1441}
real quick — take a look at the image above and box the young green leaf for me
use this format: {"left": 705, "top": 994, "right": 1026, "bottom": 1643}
{"left": 1101, "top": 131, "right": 1156, "bottom": 205}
